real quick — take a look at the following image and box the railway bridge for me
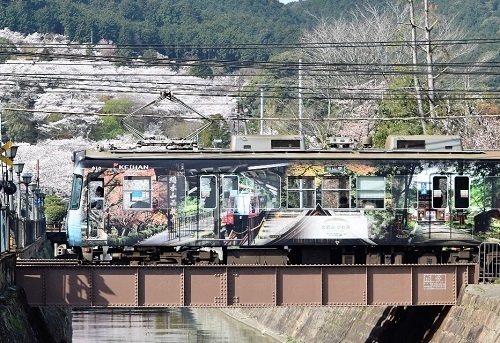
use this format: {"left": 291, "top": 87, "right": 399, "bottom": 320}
{"left": 15, "top": 260, "right": 477, "bottom": 307}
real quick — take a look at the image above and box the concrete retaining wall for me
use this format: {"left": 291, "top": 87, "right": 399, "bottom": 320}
{"left": 0, "top": 240, "right": 72, "bottom": 343}
{"left": 430, "top": 285, "right": 500, "bottom": 343}
{"left": 226, "top": 284, "right": 500, "bottom": 343}
{"left": 0, "top": 254, "right": 15, "bottom": 293}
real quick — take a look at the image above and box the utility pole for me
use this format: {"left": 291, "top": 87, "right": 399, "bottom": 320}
{"left": 298, "top": 59, "right": 303, "bottom": 135}
{"left": 424, "top": 0, "right": 437, "bottom": 118}
{"left": 407, "top": 0, "right": 427, "bottom": 134}
{"left": 260, "top": 88, "right": 264, "bottom": 134}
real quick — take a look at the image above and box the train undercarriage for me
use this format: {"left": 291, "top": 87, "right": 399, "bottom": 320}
{"left": 62, "top": 244, "right": 479, "bottom": 267}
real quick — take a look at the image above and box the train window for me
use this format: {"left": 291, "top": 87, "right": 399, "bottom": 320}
{"left": 484, "top": 177, "right": 500, "bottom": 209}
{"left": 322, "top": 176, "right": 350, "bottom": 208}
{"left": 88, "top": 180, "right": 104, "bottom": 210}
{"left": 356, "top": 176, "right": 385, "bottom": 209}
{"left": 200, "top": 175, "right": 217, "bottom": 209}
{"left": 432, "top": 175, "right": 448, "bottom": 209}
{"left": 123, "top": 176, "right": 152, "bottom": 210}
{"left": 287, "top": 176, "right": 315, "bottom": 208}
{"left": 391, "top": 175, "right": 416, "bottom": 209}
{"left": 69, "top": 174, "right": 83, "bottom": 210}
{"left": 271, "top": 138, "right": 302, "bottom": 149}
{"left": 454, "top": 176, "right": 470, "bottom": 209}
{"left": 222, "top": 175, "right": 239, "bottom": 211}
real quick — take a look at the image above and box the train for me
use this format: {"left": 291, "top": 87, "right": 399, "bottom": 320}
{"left": 62, "top": 133, "right": 500, "bottom": 266}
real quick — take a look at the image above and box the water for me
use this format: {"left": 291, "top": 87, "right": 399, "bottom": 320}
{"left": 72, "top": 308, "right": 281, "bottom": 343}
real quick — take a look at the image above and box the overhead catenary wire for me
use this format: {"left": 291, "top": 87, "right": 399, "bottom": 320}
{"left": 0, "top": 39, "right": 497, "bottom": 118}
{"left": 4, "top": 106, "right": 500, "bottom": 122}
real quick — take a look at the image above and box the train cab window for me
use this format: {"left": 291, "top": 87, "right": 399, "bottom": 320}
{"left": 454, "top": 176, "right": 470, "bottom": 209}
{"left": 88, "top": 180, "right": 104, "bottom": 210}
{"left": 287, "top": 176, "right": 315, "bottom": 208}
{"left": 69, "top": 174, "right": 83, "bottom": 210}
{"left": 356, "top": 176, "right": 385, "bottom": 209}
{"left": 322, "top": 176, "right": 350, "bottom": 208}
{"left": 123, "top": 176, "right": 152, "bottom": 210}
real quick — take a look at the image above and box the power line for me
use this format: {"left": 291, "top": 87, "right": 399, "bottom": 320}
{"left": 2, "top": 38, "right": 500, "bottom": 50}
{"left": 4, "top": 106, "right": 500, "bottom": 123}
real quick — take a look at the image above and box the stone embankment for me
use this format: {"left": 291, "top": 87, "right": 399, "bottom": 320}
{"left": 0, "top": 240, "right": 72, "bottom": 343}
{"left": 0, "top": 285, "right": 70, "bottom": 343}
{"left": 224, "top": 283, "right": 500, "bottom": 343}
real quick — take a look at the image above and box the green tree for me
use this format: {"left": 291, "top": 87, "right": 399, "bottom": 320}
{"left": 89, "top": 98, "right": 131, "bottom": 140}
{"left": 43, "top": 194, "right": 67, "bottom": 225}
{"left": 0, "top": 37, "right": 17, "bottom": 63}
{"left": 372, "top": 76, "right": 427, "bottom": 147}
{"left": 198, "top": 114, "right": 230, "bottom": 148}
{"left": 187, "top": 64, "right": 214, "bottom": 79}
{"left": 102, "top": 98, "right": 133, "bottom": 114}
{"left": 2, "top": 109, "right": 38, "bottom": 143}
{"left": 141, "top": 48, "right": 158, "bottom": 65}
{"left": 89, "top": 116, "right": 125, "bottom": 140}
{"left": 113, "top": 47, "right": 134, "bottom": 66}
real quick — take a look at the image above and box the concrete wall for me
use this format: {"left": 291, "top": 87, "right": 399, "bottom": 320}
{"left": 430, "top": 284, "right": 500, "bottom": 343}
{"left": 0, "top": 285, "right": 71, "bottom": 343}
{"left": 0, "top": 239, "right": 72, "bottom": 343}
{"left": 0, "top": 253, "right": 15, "bottom": 293}
{"left": 225, "top": 284, "right": 500, "bottom": 343}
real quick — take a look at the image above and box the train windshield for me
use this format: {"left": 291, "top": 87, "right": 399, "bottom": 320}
{"left": 69, "top": 174, "right": 83, "bottom": 210}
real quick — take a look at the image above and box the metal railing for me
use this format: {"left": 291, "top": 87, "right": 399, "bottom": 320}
{"left": 166, "top": 211, "right": 214, "bottom": 241}
{"left": 11, "top": 216, "right": 46, "bottom": 251}
{"left": 479, "top": 242, "right": 500, "bottom": 283}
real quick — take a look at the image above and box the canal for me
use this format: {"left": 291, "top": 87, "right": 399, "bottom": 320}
{"left": 72, "top": 308, "right": 281, "bottom": 342}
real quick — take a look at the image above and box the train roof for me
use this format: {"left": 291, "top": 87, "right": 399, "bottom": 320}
{"left": 71, "top": 134, "right": 500, "bottom": 164}
{"left": 77, "top": 148, "right": 495, "bottom": 159}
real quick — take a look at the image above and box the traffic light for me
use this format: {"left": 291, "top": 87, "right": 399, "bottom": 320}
{"left": 454, "top": 176, "right": 470, "bottom": 209}
{"left": 432, "top": 175, "right": 448, "bottom": 208}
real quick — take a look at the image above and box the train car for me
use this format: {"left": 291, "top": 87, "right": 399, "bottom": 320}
{"left": 64, "top": 134, "right": 500, "bottom": 265}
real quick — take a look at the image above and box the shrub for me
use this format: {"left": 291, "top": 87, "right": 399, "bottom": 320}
{"left": 44, "top": 194, "right": 67, "bottom": 225}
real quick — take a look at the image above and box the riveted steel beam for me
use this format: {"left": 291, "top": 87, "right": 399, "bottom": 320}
{"left": 15, "top": 263, "right": 478, "bottom": 307}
